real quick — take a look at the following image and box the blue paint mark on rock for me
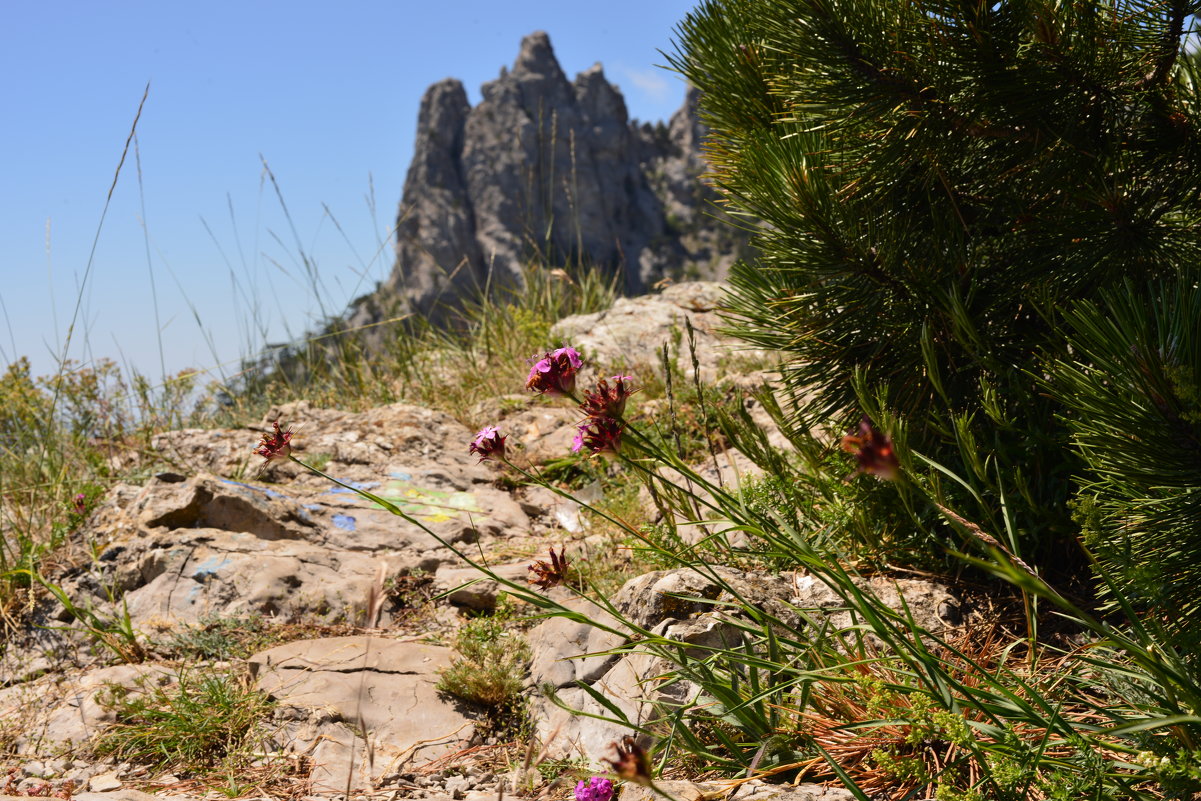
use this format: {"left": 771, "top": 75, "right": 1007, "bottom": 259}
{"left": 390, "top": 471, "right": 413, "bottom": 481}
{"left": 191, "top": 555, "right": 232, "bottom": 583}
{"left": 332, "top": 514, "right": 357, "bottom": 531}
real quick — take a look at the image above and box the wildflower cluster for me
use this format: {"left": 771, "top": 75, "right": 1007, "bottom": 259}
{"left": 468, "top": 425, "right": 506, "bottom": 463}
{"left": 525, "top": 346, "right": 583, "bottom": 396}
{"left": 520, "top": 344, "right": 636, "bottom": 458}
{"left": 574, "top": 776, "right": 614, "bottom": 801}
{"left": 573, "top": 374, "right": 635, "bottom": 458}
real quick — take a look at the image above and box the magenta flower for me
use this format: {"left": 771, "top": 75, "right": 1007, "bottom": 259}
{"left": 526, "top": 346, "right": 583, "bottom": 396}
{"left": 840, "top": 416, "right": 899, "bottom": 481}
{"left": 469, "top": 425, "right": 507, "bottom": 463}
{"left": 575, "top": 776, "right": 614, "bottom": 801}
{"left": 528, "top": 546, "right": 571, "bottom": 590}
{"left": 579, "top": 375, "right": 636, "bottom": 419}
{"left": 572, "top": 416, "right": 624, "bottom": 458}
{"left": 254, "top": 421, "right": 294, "bottom": 462}
{"left": 72, "top": 493, "right": 87, "bottom": 516}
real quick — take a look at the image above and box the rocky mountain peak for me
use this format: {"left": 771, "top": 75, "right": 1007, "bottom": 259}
{"left": 512, "top": 30, "right": 561, "bottom": 78}
{"left": 346, "top": 31, "right": 750, "bottom": 333}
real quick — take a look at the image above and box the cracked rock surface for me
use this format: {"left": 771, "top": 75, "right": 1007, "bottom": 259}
{"left": 249, "top": 637, "right": 473, "bottom": 792}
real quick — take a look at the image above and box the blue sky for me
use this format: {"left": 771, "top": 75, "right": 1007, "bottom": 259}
{"left": 1, "top": 1, "right": 699, "bottom": 382}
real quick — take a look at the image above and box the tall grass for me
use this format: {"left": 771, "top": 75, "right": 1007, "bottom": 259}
{"left": 220, "top": 263, "right": 620, "bottom": 425}
{"left": 274, "top": 327, "right": 1201, "bottom": 800}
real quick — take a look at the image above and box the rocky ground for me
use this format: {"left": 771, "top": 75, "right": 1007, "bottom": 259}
{"left": 0, "top": 284, "right": 955, "bottom": 801}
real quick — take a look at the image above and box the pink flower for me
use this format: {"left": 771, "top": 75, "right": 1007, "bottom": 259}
{"left": 72, "top": 493, "right": 87, "bottom": 516}
{"left": 572, "top": 416, "right": 624, "bottom": 458}
{"left": 579, "top": 375, "right": 635, "bottom": 420}
{"left": 528, "top": 546, "right": 571, "bottom": 590}
{"left": 254, "top": 421, "right": 294, "bottom": 462}
{"left": 469, "top": 425, "right": 507, "bottom": 463}
{"left": 526, "top": 346, "right": 583, "bottom": 396}
{"left": 575, "top": 777, "right": 614, "bottom": 801}
{"left": 840, "top": 416, "right": 900, "bottom": 480}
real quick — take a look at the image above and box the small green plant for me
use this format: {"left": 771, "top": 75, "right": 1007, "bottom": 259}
{"left": 436, "top": 617, "right": 531, "bottom": 709}
{"left": 92, "top": 666, "right": 275, "bottom": 775}
{"left": 35, "top": 573, "right": 145, "bottom": 664}
{"left": 156, "top": 614, "right": 281, "bottom": 661}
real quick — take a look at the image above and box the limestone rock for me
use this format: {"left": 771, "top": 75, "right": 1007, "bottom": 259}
{"left": 68, "top": 401, "right": 535, "bottom": 629}
{"left": 248, "top": 636, "right": 474, "bottom": 792}
{"left": 550, "top": 282, "right": 761, "bottom": 384}
{"left": 526, "top": 596, "right": 625, "bottom": 691}
{"left": 433, "top": 562, "right": 531, "bottom": 611}
{"left": 86, "top": 772, "right": 123, "bottom": 792}
{"left": 349, "top": 32, "right": 752, "bottom": 333}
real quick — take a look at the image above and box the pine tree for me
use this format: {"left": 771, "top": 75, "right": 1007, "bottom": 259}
{"left": 671, "top": 0, "right": 1201, "bottom": 560}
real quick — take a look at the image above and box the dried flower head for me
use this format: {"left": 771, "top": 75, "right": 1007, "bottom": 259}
{"left": 604, "top": 735, "right": 652, "bottom": 785}
{"left": 526, "top": 346, "right": 584, "bottom": 396}
{"left": 840, "top": 416, "right": 899, "bottom": 480}
{"left": 579, "top": 375, "right": 636, "bottom": 420}
{"left": 572, "top": 416, "right": 625, "bottom": 458}
{"left": 528, "top": 546, "right": 571, "bottom": 590}
{"left": 575, "top": 776, "right": 614, "bottom": 801}
{"left": 254, "top": 421, "right": 294, "bottom": 462}
{"left": 469, "top": 425, "right": 507, "bottom": 463}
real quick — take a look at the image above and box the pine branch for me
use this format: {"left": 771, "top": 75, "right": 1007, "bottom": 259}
{"left": 1135, "top": 0, "right": 1189, "bottom": 90}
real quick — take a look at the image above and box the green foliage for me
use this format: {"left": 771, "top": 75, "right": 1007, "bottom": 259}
{"left": 1045, "top": 280, "right": 1201, "bottom": 653}
{"left": 35, "top": 571, "right": 146, "bottom": 664}
{"left": 288, "top": 318, "right": 1201, "bottom": 800}
{"left": 155, "top": 614, "right": 285, "bottom": 662}
{"left": 436, "top": 617, "right": 531, "bottom": 709}
{"left": 225, "top": 262, "right": 619, "bottom": 425}
{"left": 92, "top": 667, "right": 274, "bottom": 775}
{"left": 670, "top": 0, "right": 1201, "bottom": 561}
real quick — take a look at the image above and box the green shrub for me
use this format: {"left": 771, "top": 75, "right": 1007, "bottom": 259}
{"left": 1045, "top": 280, "right": 1201, "bottom": 653}
{"left": 92, "top": 667, "right": 274, "bottom": 774}
{"left": 436, "top": 617, "right": 531, "bottom": 708}
{"left": 669, "top": 0, "right": 1201, "bottom": 563}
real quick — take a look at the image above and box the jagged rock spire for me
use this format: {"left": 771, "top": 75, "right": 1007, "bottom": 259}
{"left": 350, "top": 31, "right": 748, "bottom": 328}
